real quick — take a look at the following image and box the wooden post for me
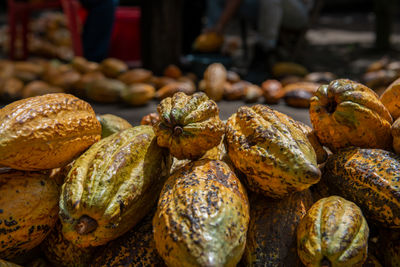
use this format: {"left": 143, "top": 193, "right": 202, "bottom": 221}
{"left": 374, "top": 0, "right": 396, "bottom": 50}
{"left": 140, "top": 0, "right": 183, "bottom": 74}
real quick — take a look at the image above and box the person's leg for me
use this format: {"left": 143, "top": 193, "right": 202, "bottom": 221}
{"left": 257, "top": 0, "right": 283, "bottom": 51}
{"left": 238, "top": 0, "right": 258, "bottom": 26}
{"left": 280, "top": 0, "right": 309, "bottom": 30}
{"left": 81, "top": 0, "right": 119, "bottom": 62}
{"left": 206, "top": 0, "right": 225, "bottom": 28}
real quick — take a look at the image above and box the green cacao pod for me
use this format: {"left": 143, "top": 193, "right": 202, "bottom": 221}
{"left": 59, "top": 126, "right": 169, "bottom": 248}
{"left": 243, "top": 190, "right": 314, "bottom": 267}
{"left": 323, "top": 148, "right": 400, "bottom": 228}
{"left": 153, "top": 159, "right": 250, "bottom": 267}
{"left": 96, "top": 114, "right": 132, "bottom": 138}
{"left": 226, "top": 104, "right": 320, "bottom": 198}
{"left": 154, "top": 92, "right": 225, "bottom": 160}
{"left": 91, "top": 211, "right": 165, "bottom": 267}
{"left": 297, "top": 196, "right": 369, "bottom": 267}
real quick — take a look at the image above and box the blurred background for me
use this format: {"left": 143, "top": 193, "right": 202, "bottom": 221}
{"left": 0, "top": 0, "right": 399, "bottom": 125}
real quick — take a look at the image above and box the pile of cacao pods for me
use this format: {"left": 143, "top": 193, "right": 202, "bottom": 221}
{"left": 0, "top": 12, "right": 74, "bottom": 61}
{"left": 0, "top": 57, "right": 198, "bottom": 106}
{"left": 0, "top": 54, "right": 342, "bottom": 110}
{"left": 1, "top": 72, "right": 400, "bottom": 266}
{"left": 362, "top": 57, "right": 400, "bottom": 93}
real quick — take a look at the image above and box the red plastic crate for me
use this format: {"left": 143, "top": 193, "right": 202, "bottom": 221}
{"left": 108, "top": 7, "right": 141, "bottom": 65}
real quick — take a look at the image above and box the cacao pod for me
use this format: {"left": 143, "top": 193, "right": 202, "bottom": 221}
{"left": 226, "top": 105, "right": 320, "bottom": 198}
{"left": 297, "top": 196, "right": 369, "bottom": 267}
{"left": 153, "top": 159, "right": 249, "bottom": 267}
{"left": 154, "top": 92, "right": 225, "bottom": 160}
{"left": 0, "top": 93, "right": 101, "bottom": 170}
{"left": 309, "top": 79, "right": 392, "bottom": 151}
{"left": 60, "top": 126, "right": 169, "bottom": 247}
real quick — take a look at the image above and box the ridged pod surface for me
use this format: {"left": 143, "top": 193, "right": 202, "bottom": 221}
{"left": 154, "top": 92, "right": 225, "bottom": 160}
{"left": 60, "top": 126, "right": 168, "bottom": 247}
{"left": 0, "top": 169, "right": 59, "bottom": 260}
{"left": 309, "top": 79, "right": 392, "bottom": 151}
{"left": 153, "top": 159, "right": 250, "bottom": 267}
{"left": 41, "top": 222, "right": 96, "bottom": 267}
{"left": 297, "top": 196, "right": 369, "bottom": 267}
{"left": 243, "top": 190, "right": 314, "bottom": 267}
{"left": 0, "top": 93, "right": 101, "bottom": 170}
{"left": 91, "top": 211, "right": 165, "bottom": 267}
{"left": 226, "top": 104, "right": 320, "bottom": 198}
{"left": 323, "top": 148, "right": 400, "bottom": 228}
{"left": 96, "top": 114, "right": 132, "bottom": 138}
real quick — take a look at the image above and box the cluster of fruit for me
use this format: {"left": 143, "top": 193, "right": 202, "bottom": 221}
{"left": 0, "top": 12, "right": 73, "bottom": 61}
{"left": 0, "top": 57, "right": 198, "bottom": 106}
{"left": 0, "top": 75, "right": 399, "bottom": 266}
{"left": 0, "top": 54, "right": 342, "bottom": 112}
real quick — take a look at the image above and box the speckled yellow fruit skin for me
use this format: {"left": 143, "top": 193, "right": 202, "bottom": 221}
{"left": 243, "top": 190, "right": 314, "bottom": 267}
{"left": 0, "top": 170, "right": 59, "bottom": 260}
{"left": 96, "top": 114, "right": 132, "bottom": 138}
{"left": 60, "top": 126, "right": 169, "bottom": 248}
{"left": 154, "top": 92, "right": 225, "bottom": 160}
{"left": 41, "top": 222, "right": 96, "bottom": 267}
{"left": 153, "top": 159, "right": 250, "bottom": 267}
{"left": 226, "top": 104, "right": 321, "bottom": 198}
{"left": 91, "top": 211, "right": 165, "bottom": 267}
{"left": 309, "top": 79, "right": 392, "bottom": 152}
{"left": 0, "top": 93, "right": 101, "bottom": 171}
{"left": 297, "top": 196, "right": 369, "bottom": 267}
{"left": 323, "top": 148, "right": 400, "bottom": 228}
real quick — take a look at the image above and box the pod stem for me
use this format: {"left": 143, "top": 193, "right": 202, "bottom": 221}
{"left": 75, "top": 215, "right": 98, "bottom": 235}
{"left": 321, "top": 258, "right": 331, "bottom": 267}
{"left": 173, "top": 126, "right": 183, "bottom": 136}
